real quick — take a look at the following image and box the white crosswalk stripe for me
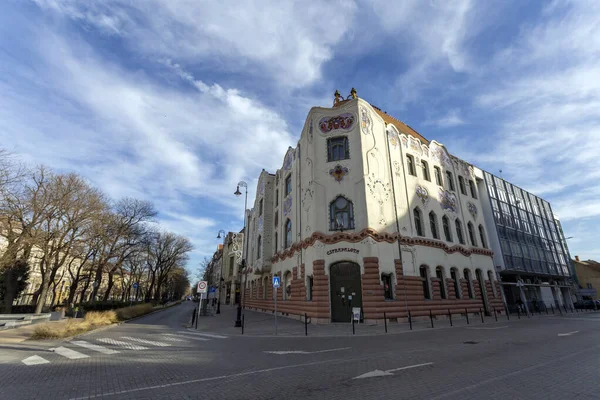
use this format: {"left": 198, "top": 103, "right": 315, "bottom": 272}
{"left": 160, "top": 336, "right": 187, "bottom": 342}
{"left": 96, "top": 338, "right": 148, "bottom": 350}
{"left": 163, "top": 333, "right": 209, "bottom": 341}
{"left": 120, "top": 336, "right": 171, "bottom": 347}
{"left": 71, "top": 340, "right": 120, "bottom": 355}
{"left": 180, "top": 331, "right": 227, "bottom": 339}
{"left": 22, "top": 355, "right": 50, "bottom": 365}
{"left": 50, "top": 346, "right": 90, "bottom": 360}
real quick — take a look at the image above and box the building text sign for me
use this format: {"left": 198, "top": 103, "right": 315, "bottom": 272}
{"left": 327, "top": 247, "right": 360, "bottom": 256}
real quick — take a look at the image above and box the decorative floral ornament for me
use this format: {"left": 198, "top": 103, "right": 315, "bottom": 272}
{"left": 329, "top": 164, "right": 349, "bottom": 183}
{"left": 415, "top": 185, "right": 430, "bottom": 207}
{"left": 387, "top": 127, "right": 399, "bottom": 148}
{"left": 467, "top": 202, "right": 478, "bottom": 219}
{"left": 439, "top": 188, "right": 458, "bottom": 213}
{"left": 319, "top": 113, "right": 354, "bottom": 133}
{"left": 283, "top": 150, "right": 293, "bottom": 170}
{"left": 360, "top": 105, "right": 372, "bottom": 135}
{"left": 283, "top": 196, "right": 292, "bottom": 216}
{"left": 257, "top": 216, "right": 263, "bottom": 233}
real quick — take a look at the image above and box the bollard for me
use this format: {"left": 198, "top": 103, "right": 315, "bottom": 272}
{"left": 517, "top": 307, "right": 521, "bottom": 319}
{"left": 551, "top": 304, "right": 554, "bottom": 314}
{"left": 352, "top": 315, "right": 355, "bottom": 335}
{"left": 384, "top": 312, "right": 388, "bottom": 333}
{"left": 191, "top": 307, "right": 197, "bottom": 327}
{"left": 448, "top": 309, "right": 453, "bottom": 327}
{"left": 545, "top": 305, "right": 548, "bottom": 315}
{"left": 504, "top": 304, "right": 510, "bottom": 320}
{"left": 494, "top": 308, "right": 498, "bottom": 322}
{"left": 538, "top": 306, "right": 542, "bottom": 316}
{"left": 465, "top": 308, "right": 470, "bottom": 325}
{"left": 575, "top": 305, "right": 579, "bottom": 313}
{"left": 564, "top": 305, "right": 568, "bottom": 314}
{"left": 558, "top": 304, "right": 562, "bottom": 315}
{"left": 304, "top": 313, "right": 308, "bottom": 336}
{"left": 408, "top": 310, "right": 413, "bottom": 330}
{"left": 430, "top": 309, "right": 434, "bottom": 328}
{"left": 480, "top": 308, "right": 484, "bottom": 323}
{"left": 242, "top": 314, "right": 245, "bottom": 335}
{"left": 570, "top": 305, "right": 574, "bottom": 314}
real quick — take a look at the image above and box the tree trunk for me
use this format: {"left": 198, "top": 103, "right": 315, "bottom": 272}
{"left": 34, "top": 278, "right": 51, "bottom": 314}
{"left": 1, "top": 269, "right": 17, "bottom": 313}
{"left": 66, "top": 278, "right": 79, "bottom": 306}
{"left": 91, "top": 264, "right": 103, "bottom": 301}
{"left": 102, "top": 271, "right": 115, "bottom": 302}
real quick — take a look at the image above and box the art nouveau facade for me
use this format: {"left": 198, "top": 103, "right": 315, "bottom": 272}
{"left": 241, "top": 90, "right": 503, "bottom": 323}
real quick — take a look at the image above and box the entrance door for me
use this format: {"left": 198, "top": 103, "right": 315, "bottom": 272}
{"left": 330, "top": 262, "right": 363, "bottom": 322}
{"left": 476, "top": 269, "right": 490, "bottom": 315}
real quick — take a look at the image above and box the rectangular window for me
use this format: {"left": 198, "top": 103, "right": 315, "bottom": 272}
{"left": 259, "top": 199, "right": 263, "bottom": 216}
{"left": 469, "top": 180, "right": 477, "bottom": 198}
{"left": 459, "top": 176, "right": 467, "bottom": 195}
{"left": 274, "top": 232, "right": 278, "bottom": 252}
{"left": 285, "top": 175, "right": 292, "bottom": 196}
{"left": 407, "top": 154, "right": 416, "bottom": 176}
{"left": 382, "top": 274, "right": 393, "bottom": 300}
{"left": 229, "top": 256, "right": 234, "bottom": 276}
{"left": 434, "top": 167, "right": 442, "bottom": 186}
{"left": 421, "top": 161, "right": 430, "bottom": 181}
{"left": 307, "top": 276, "right": 313, "bottom": 301}
{"left": 327, "top": 137, "right": 349, "bottom": 162}
{"left": 446, "top": 171, "right": 455, "bottom": 191}
{"left": 275, "top": 188, "right": 279, "bottom": 206}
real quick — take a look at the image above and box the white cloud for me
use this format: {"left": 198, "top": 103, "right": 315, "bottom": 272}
{"left": 424, "top": 109, "right": 466, "bottom": 127}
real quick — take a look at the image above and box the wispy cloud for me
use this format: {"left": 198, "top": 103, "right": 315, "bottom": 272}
{"left": 424, "top": 109, "right": 466, "bottom": 127}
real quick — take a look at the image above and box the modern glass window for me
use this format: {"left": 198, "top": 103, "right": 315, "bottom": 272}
{"left": 327, "top": 137, "right": 349, "bottom": 162}
{"left": 330, "top": 196, "right": 354, "bottom": 230}
{"left": 436, "top": 267, "right": 447, "bottom": 299}
{"left": 407, "top": 154, "right": 416, "bottom": 176}
{"left": 446, "top": 171, "right": 455, "bottom": 191}
{"left": 420, "top": 266, "right": 431, "bottom": 300}
{"left": 257, "top": 236, "right": 262, "bottom": 259}
{"left": 421, "top": 160, "right": 430, "bottom": 181}
{"left": 456, "top": 219, "right": 465, "bottom": 244}
{"left": 469, "top": 180, "right": 477, "bottom": 198}
{"left": 451, "top": 268, "right": 461, "bottom": 298}
{"left": 429, "top": 211, "right": 439, "bottom": 239}
{"left": 414, "top": 207, "right": 424, "bottom": 236}
{"left": 442, "top": 215, "right": 452, "bottom": 242}
{"left": 479, "top": 225, "right": 487, "bottom": 248}
{"left": 464, "top": 269, "right": 474, "bottom": 298}
{"left": 459, "top": 176, "right": 467, "bottom": 195}
{"left": 285, "top": 175, "right": 292, "bottom": 196}
{"left": 382, "top": 274, "right": 394, "bottom": 300}
{"left": 434, "top": 166, "right": 443, "bottom": 186}
{"left": 468, "top": 222, "right": 477, "bottom": 247}
{"left": 285, "top": 219, "right": 292, "bottom": 248}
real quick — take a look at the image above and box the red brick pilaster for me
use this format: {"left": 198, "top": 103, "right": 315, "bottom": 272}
{"left": 312, "top": 260, "right": 330, "bottom": 320}
{"left": 430, "top": 277, "right": 441, "bottom": 300}
{"left": 362, "top": 257, "right": 384, "bottom": 320}
{"left": 446, "top": 278, "right": 457, "bottom": 299}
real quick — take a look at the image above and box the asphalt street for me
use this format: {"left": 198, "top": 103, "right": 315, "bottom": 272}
{"left": 1, "top": 302, "right": 600, "bottom": 400}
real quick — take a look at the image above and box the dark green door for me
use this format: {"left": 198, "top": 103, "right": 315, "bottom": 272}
{"left": 330, "top": 262, "right": 363, "bottom": 322}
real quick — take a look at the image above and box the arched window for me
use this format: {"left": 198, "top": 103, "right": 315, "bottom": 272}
{"left": 464, "top": 269, "right": 474, "bottom": 298}
{"left": 274, "top": 211, "right": 278, "bottom": 227}
{"left": 467, "top": 222, "right": 477, "bottom": 247}
{"left": 407, "top": 154, "right": 416, "bottom": 176}
{"left": 421, "top": 160, "right": 430, "bottom": 181}
{"left": 414, "top": 207, "right": 424, "bottom": 236}
{"left": 327, "top": 137, "right": 349, "bottom": 161}
{"left": 283, "top": 271, "right": 292, "bottom": 300}
{"left": 456, "top": 219, "right": 465, "bottom": 244}
{"left": 446, "top": 171, "right": 455, "bottom": 191}
{"left": 434, "top": 166, "right": 443, "bottom": 186}
{"left": 479, "top": 225, "right": 488, "bottom": 248}
{"left": 436, "top": 267, "right": 447, "bottom": 299}
{"left": 285, "top": 219, "right": 292, "bottom": 248}
{"left": 487, "top": 270, "right": 496, "bottom": 297}
{"left": 330, "top": 196, "right": 354, "bottom": 231}
{"left": 443, "top": 215, "right": 453, "bottom": 242}
{"left": 257, "top": 236, "right": 262, "bottom": 259}
{"left": 420, "top": 265, "right": 431, "bottom": 300}
{"left": 285, "top": 174, "right": 292, "bottom": 196}
{"left": 469, "top": 180, "right": 478, "bottom": 198}
{"left": 429, "top": 211, "right": 439, "bottom": 239}
{"left": 458, "top": 176, "right": 467, "bottom": 195}
{"left": 451, "top": 268, "right": 461, "bottom": 298}
{"left": 382, "top": 273, "right": 394, "bottom": 300}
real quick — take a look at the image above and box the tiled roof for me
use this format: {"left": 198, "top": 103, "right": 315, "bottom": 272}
{"left": 371, "top": 106, "right": 429, "bottom": 145}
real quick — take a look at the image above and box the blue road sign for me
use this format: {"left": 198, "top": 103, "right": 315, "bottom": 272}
{"left": 272, "top": 276, "right": 281, "bottom": 288}
{"left": 132, "top": 282, "right": 139, "bottom": 289}
{"left": 209, "top": 287, "right": 216, "bottom": 293}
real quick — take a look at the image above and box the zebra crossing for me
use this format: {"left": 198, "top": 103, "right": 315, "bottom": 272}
{"left": 20, "top": 330, "right": 228, "bottom": 366}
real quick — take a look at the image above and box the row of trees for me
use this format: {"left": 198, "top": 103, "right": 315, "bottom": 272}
{"left": 0, "top": 150, "right": 192, "bottom": 313}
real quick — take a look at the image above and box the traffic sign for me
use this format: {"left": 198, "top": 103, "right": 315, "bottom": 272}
{"left": 197, "top": 281, "right": 208, "bottom": 293}
{"left": 272, "top": 276, "right": 281, "bottom": 288}
{"left": 132, "top": 282, "right": 139, "bottom": 289}
{"left": 209, "top": 287, "right": 216, "bottom": 293}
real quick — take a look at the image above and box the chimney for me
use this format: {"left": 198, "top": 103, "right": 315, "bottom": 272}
{"left": 575, "top": 255, "right": 580, "bottom": 262}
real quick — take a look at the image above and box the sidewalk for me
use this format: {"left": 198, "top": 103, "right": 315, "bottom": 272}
{"left": 187, "top": 302, "right": 598, "bottom": 337}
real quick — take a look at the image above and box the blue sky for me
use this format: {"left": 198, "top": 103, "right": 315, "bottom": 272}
{"left": 1, "top": 0, "right": 599, "bottom": 275}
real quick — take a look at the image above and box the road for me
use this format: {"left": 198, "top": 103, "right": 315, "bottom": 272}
{"left": 1, "top": 302, "right": 599, "bottom": 399}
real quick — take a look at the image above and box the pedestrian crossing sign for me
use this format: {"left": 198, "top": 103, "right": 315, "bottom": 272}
{"left": 272, "top": 276, "right": 281, "bottom": 288}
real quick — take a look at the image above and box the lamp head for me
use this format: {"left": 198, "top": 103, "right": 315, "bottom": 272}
{"left": 234, "top": 185, "right": 242, "bottom": 197}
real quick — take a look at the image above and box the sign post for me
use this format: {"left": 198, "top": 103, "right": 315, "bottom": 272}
{"left": 196, "top": 281, "right": 208, "bottom": 329}
{"left": 273, "top": 276, "right": 280, "bottom": 336}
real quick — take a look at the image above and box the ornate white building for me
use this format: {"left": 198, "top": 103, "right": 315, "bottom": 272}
{"left": 241, "top": 90, "right": 503, "bottom": 323}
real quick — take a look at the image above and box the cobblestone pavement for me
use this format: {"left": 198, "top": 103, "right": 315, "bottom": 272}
{"left": 2, "top": 302, "right": 600, "bottom": 399}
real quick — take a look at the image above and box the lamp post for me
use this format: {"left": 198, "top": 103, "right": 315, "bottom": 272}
{"left": 216, "top": 229, "right": 226, "bottom": 315}
{"left": 234, "top": 181, "right": 248, "bottom": 328}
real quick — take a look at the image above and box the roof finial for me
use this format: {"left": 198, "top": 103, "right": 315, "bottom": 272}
{"left": 350, "top": 87, "right": 357, "bottom": 99}
{"left": 333, "top": 89, "right": 342, "bottom": 106}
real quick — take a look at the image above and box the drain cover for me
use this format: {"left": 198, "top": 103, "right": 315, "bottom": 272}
{"left": 463, "top": 341, "right": 478, "bottom": 344}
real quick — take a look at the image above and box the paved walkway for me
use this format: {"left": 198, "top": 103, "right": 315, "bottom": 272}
{"left": 189, "top": 301, "right": 599, "bottom": 337}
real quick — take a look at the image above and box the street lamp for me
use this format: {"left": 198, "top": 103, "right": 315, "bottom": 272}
{"left": 216, "top": 230, "right": 226, "bottom": 314}
{"left": 234, "top": 181, "right": 248, "bottom": 328}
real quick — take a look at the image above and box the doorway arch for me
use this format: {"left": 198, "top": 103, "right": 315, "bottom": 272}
{"left": 329, "top": 262, "right": 362, "bottom": 322}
